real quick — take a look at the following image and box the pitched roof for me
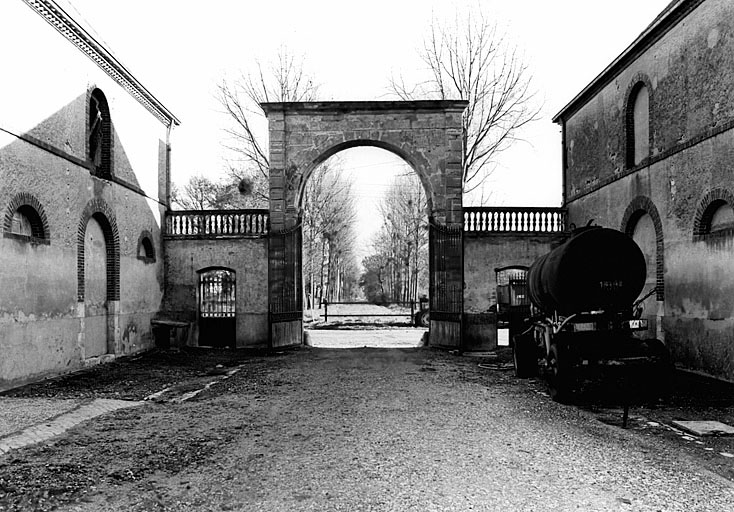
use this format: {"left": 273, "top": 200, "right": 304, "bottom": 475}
{"left": 23, "top": 0, "right": 180, "bottom": 126}
{"left": 553, "top": 0, "right": 701, "bottom": 123}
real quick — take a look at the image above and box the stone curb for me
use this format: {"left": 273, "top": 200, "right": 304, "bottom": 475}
{"left": 0, "top": 398, "right": 140, "bottom": 456}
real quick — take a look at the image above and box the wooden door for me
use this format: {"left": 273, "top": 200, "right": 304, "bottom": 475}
{"left": 84, "top": 217, "right": 108, "bottom": 357}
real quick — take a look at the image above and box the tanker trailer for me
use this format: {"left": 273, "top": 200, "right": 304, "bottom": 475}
{"left": 512, "top": 226, "right": 671, "bottom": 402}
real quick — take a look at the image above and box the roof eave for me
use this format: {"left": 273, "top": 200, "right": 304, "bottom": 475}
{"left": 552, "top": 0, "right": 700, "bottom": 124}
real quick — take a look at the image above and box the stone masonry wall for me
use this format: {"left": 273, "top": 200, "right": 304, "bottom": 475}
{"left": 162, "top": 238, "right": 269, "bottom": 348}
{"left": 0, "top": 2, "right": 170, "bottom": 391}
{"left": 562, "top": 0, "right": 734, "bottom": 380}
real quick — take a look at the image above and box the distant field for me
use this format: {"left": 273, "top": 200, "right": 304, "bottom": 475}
{"left": 304, "top": 302, "right": 418, "bottom": 329}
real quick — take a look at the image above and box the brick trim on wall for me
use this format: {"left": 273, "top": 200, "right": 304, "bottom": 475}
{"left": 621, "top": 195, "right": 664, "bottom": 301}
{"left": 692, "top": 187, "right": 734, "bottom": 240}
{"left": 2, "top": 192, "right": 50, "bottom": 241}
{"left": 77, "top": 198, "right": 120, "bottom": 302}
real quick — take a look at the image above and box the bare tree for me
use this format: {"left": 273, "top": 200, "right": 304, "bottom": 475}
{"left": 390, "top": 6, "right": 540, "bottom": 194}
{"left": 171, "top": 175, "right": 247, "bottom": 210}
{"left": 361, "top": 173, "right": 428, "bottom": 304}
{"left": 217, "top": 47, "right": 320, "bottom": 206}
{"left": 302, "top": 157, "right": 359, "bottom": 313}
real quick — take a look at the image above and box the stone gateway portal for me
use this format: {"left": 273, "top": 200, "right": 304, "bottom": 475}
{"left": 261, "top": 101, "right": 468, "bottom": 349}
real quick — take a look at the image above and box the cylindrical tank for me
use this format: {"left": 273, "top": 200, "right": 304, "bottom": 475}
{"left": 527, "top": 227, "right": 646, "bottom": 315}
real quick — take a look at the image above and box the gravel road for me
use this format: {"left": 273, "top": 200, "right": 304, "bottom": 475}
{"left": 2, "top": 345, "right": 734, "bottom": 511}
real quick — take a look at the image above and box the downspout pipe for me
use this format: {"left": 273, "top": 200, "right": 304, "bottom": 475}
{"left": 165, "top": 118, "right": 174, "bottom": 211}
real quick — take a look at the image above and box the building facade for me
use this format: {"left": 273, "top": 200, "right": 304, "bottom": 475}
{"left": 554, "top": 0, "right": 734, "bottom": 380}
{"left": 0, "top": 0, "right": 178, "bottom": 390}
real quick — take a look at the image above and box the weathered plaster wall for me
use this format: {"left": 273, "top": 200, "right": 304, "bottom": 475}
{"left": 562, "top": 0, "right": 734, "bottom": 380}
{"left": 162, "top": 238, "right": 269, "bottom": 348}
{"left": 463, "top": 233, "right": 564, "bottom": 350}
{"left": 0, "top": 2, "right": 170, "bottom": 390}
{"left": 464, "top": 234, "right": 564, "bottom": 313}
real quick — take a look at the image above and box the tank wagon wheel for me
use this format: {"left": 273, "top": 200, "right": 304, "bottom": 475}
{"left": 547, "top": 343, "right": 572, "bottom": 403}
{"left": 512, "top": 332, "right": 538, "bottom": 378}
{"left": 417, "top": 310, "right": 430, "bottom": 327}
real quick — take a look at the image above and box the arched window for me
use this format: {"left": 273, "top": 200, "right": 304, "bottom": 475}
{"left": 626, "top": 81, "right": 650, "bottom": 168}
{"left": 695, "top": 194, "right": 734, "bottom": 248}
{"left": 137, "top": 233, "right": 156, "bottom": 263}
{"left": 3, "top": 193, "right": 49, "bottom": 243}
{"left": 89, "top": 88, "right": 112, "bottom": 179}
{"left": 622, "top": 196, "right": 664, "bottom": 301}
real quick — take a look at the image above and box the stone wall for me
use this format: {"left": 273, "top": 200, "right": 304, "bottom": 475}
{"left": 162, "top": 237, "right": 269, "bottom": 348}
{"left": 463, "top": 232, "right": 565, "bottom": 350}
{"left": 559, "top": 0, "right": 734, "bottom": 380}
{"left": 0, "top": 2, "right": 173, "bottom": 390}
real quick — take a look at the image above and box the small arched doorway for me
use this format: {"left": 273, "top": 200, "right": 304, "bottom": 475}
{"left": 84, "top": 216, "right": 109, "bottom": 357}
{"left": 198, "top": 267, "right": 236, "bottom": 348}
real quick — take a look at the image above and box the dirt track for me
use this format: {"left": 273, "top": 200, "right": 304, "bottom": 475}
{"left": 1, "top": 344, "right": 734, "bottom": 511}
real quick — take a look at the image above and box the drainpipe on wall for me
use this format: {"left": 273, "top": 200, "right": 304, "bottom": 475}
{"left": 560, "top": 119, "right": 567, "bottom": 208}
{"left": 165, "top": 118, "right": 174, "bottom": 211}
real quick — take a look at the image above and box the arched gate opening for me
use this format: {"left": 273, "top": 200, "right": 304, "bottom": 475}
{"left": 262, "top": 101, "right": 467, "bottom": 349}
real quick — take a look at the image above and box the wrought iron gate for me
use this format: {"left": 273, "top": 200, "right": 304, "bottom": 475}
{"left": 429, "top": 218, "right": 463, "bottom": 348}
{"left": 199, "top": 268, "right": 236, "bottom": 348}
{"left": 268, "top": 223, "right": 303, "bottom": 348}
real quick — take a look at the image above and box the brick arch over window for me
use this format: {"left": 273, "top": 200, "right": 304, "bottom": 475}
{"left": 621, "top": 195, "right": 664, "bottom": 301}
{"left": 692, "top": 187, "right": 734, "bottom": 240}
{"left": 624, "top": 74, "right": 653, "bottom": 169}
{"left": 3, "top": 192, "right": 50, "bottom": 240}
{"left": 77, "top": 199, "right": 120, "bottom": 302}
{"left": 88, "top": 88, "right": 113, "bottom": 179}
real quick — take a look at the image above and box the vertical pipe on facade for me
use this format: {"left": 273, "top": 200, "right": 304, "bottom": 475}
{"left": 560, "top": 120, "right": 567, "bottom": 208}
{"left": 165, "top": 119, "right": 174, "bottom": 210}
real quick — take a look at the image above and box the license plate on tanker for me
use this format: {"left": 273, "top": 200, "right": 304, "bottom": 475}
{"left": 627, "top": 319, "right": 648, "bottom": 330}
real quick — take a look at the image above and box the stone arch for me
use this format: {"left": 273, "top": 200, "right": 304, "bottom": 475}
{"left": 621, "top": 195, "right": 664, "bottom": 301}
{"left": 87, "top": 87, "right": 113, "bottom": 179}
{"left": 297, "top": 138, "right": 436, "bottom": 215}
{"left": 3, "top": 192, "right": 50, "bottom": 241}
{"left": 692, "top": 187, "right": 734, "bottom": 240}
{"left": 77, "top": 198, "right": 120, "bottom": 302}
{"left": 623, "top": 73, "right": 653, "bottom": 169}
{"left": 263, "top": 101, "right": 466, "bottom": 231}
{"left": 262, "top": 100, "right": 467, "bottom": 348}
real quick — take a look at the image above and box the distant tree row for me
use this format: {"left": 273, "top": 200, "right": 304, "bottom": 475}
{"left": 360, "top": 173, "right": 428, "bottom": 304}
{"left": 302, "top": 157, "right": 360, "bottom": 309}
{"left": 173, "top": 4, "right": 538, "bottom": 307}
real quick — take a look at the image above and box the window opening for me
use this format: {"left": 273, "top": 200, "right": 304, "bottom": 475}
{"left": 627, "top": 83, "right": 650, "bottom": 167}
{"left": 137, "top": 236, "right": 155, "bottom": 262}
{"left": 89, "top": 94, "right": 104, "bottom": 169}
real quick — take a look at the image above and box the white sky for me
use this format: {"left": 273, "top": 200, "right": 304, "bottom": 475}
{"left": 57, "top": 0, "right": 672, "bottom": 249}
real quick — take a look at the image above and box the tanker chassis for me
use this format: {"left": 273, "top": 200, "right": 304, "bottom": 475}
{"left": 511, "top": 226, "right": 672, "bottom": 403}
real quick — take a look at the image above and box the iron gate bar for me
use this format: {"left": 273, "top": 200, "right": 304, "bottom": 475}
{"left": 321, "top": 301, "right": 418, "bottom": 322}
{"left": 200, "top": 269, "right": 236, "bottom": 318}
{"left": 429, "top": 218, "right": 463, "bottom": 348}
{"left": 268, "top": 222, "right": 303, "bottom": 347}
